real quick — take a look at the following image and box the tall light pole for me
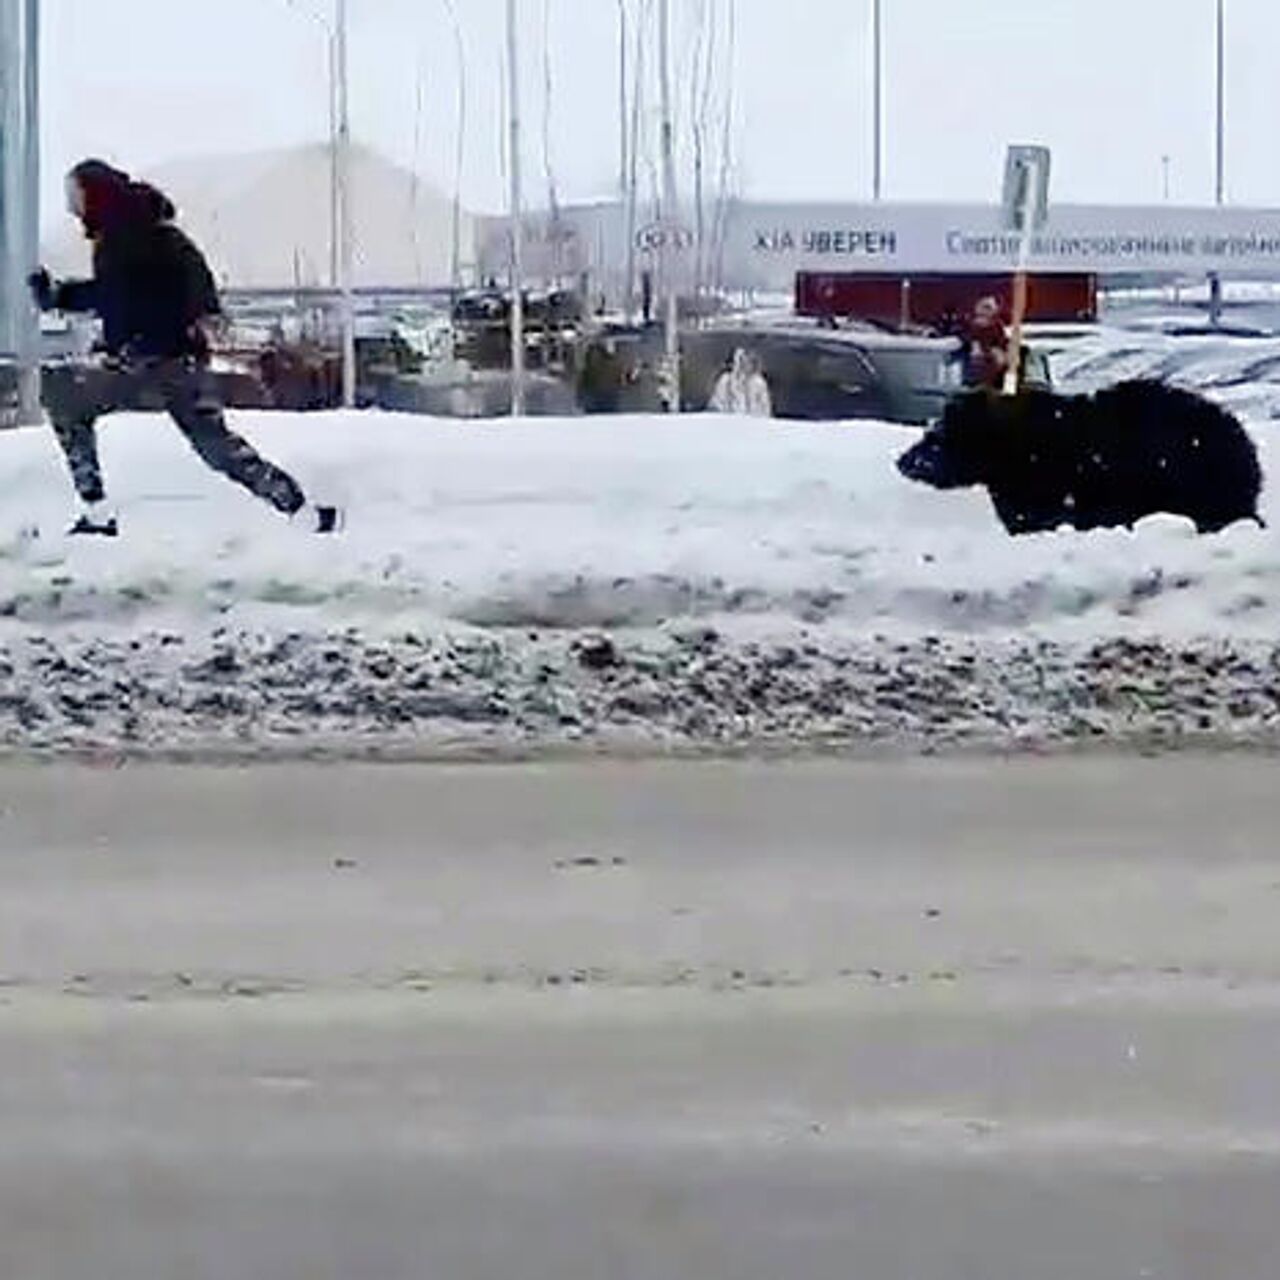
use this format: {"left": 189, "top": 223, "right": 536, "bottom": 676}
{"left": 17, "top": 0, "right": 38, "bottom": 424}
{"left": 506, "top": 0, "right": 526, "bottom": 416}
{"left": 658, "top": 0, "right": 680, "bottom": 411}
{"left": 617, "top": 0, "right": 628, "bottom": 201}
{"left": 440, "top": 0, "right": 467, "bottom": 294}
{"left": 1210, "top": 0, "right": 1225, "bottom": 327}
{"left": 1215, "top": 0, "right": 1225, "bottom": 207}
{"left": 328, "top": 29, "right": 339, "bottom": 289}
{"left": 1161, "top": 153, "right": 1171, "bottom": 202}
{"left": 1, "top": 0, "right": 40, "bottom": 427}
{"left": 284, "top": 3, "right": 341, "bottom": 292}
{"left": 872, "top": 0, "right": 883, "bottom": 201}
{"left": 622, "top": 0, "right": 645, "bottom": 324}
{"left": 335, "top": 0, "right": 356, "bottom": 408}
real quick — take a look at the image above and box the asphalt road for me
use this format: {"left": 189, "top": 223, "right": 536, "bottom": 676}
{"left": 2, "top": 755, "right": 1279, "bottom": 1279}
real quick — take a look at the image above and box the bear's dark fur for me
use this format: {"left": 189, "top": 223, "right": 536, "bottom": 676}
{"left": 896, "top": 380, "right": 1265, "bottom": 536}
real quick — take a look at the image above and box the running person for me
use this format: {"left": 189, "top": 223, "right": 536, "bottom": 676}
{"left": 30, "top": 158, "right": 337, "bottom": 536}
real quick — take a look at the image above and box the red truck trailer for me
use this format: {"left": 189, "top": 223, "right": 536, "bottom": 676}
{"left": 795, "top": 271, "right": 1098, "bottom": 331}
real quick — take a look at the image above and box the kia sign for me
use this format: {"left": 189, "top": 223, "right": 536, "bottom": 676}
{"left": 475, "top": 199, "right": 1280, "bottom": 294}
{"left": 635, "top": 221, "right": 693, "bottom": 254}
{"left": 753, "top": 226, "right": 898, "bottom": 257}
{"left": 735, "top": 201, "right": 1280, "bottom": 277}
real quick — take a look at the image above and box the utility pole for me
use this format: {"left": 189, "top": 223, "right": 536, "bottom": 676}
{"left": 335, "top": 0, "right": 356, "bottom": 408}
{"left": 1215, "top": 0, "right": 1225, "bottom": 207}
{"left": 443, "top": 0, "right": 466, "bottom": 294}
{"left": 617, "top": 0, "right": 628, "bottom": 201}
{"left": 872, "top": 0, "right": 883, "bottom": 201}
{"left": 1, "top": 0, "right": 40, "bottom": 427}
{"left": 1161, "top": 153, "right": 1170, "bottom": 202}
{"left": 328, "top": 30, "right": 339, "bottom": 289}
{"left": 1210, "top": 0, "right": 1225, "bottom": 328}
{"left": 658, "top": 0, "right": 680, "bottom": 411}
{"left": 506, "top": 0, "right": 526, "bottom": 416}
{"left": 17, "top": 0, "right": 38, "bottom": 424}
{"left": 622, "top": 0, "right": 645, "bottom": 324}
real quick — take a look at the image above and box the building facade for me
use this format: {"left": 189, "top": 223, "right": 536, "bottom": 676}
{"left": 477, "top": 198, "right": 1280, "bottom": 303}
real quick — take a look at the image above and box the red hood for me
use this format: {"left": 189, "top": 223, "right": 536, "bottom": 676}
{"left": 73, "top": 161, "right": 176, "bottom": 238}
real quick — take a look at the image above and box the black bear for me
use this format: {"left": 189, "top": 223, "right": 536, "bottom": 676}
{"left": 896, "top": 380, "right": 1265, "bottom": 536}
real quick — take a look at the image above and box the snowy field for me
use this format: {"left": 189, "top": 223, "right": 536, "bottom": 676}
{"left": 0, "top": 379, "right": 1279, "bottom": 757}
{"left": 0, "top": 405, "right": 1276, "bottom": 641}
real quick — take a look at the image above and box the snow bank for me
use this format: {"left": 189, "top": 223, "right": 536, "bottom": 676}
{"left": 0, "top": 405, "right": 1276, "bottom": 643}
{"left": 2, "top": 396, "right": 1280, "bottom": 756}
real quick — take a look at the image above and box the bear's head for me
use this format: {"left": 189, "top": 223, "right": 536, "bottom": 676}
{"left": 896, "top": 392, "right": 1018, "bottom": 490}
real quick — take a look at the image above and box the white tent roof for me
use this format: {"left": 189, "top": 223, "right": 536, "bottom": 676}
{"left": 48, "top": 144, "right": 475, "bottom": 290}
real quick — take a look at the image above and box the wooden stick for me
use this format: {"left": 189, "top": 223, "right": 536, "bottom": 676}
{"left": 1004, "top": 262, "right": 1029, "bottom": 395}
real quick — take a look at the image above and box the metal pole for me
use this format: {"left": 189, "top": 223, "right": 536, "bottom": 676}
{"left": 658, "top": 0, "right": 679, "bottom": 411}
{"left": 1210, "top": 0, "right": 1225, "bottom": 328}
{"left": 328, "top": 30, "right": 339, "bottom": 289}
{"left": 443, "top": 0, "right": 466, "bottom": 293}
{"left": 0, "top": 0, "right": 14, "bottom": 424}
{"left": 616, "top": 0, "right": 629, "bottom": 316}
{"left": 1, "top": 0, "right": 37, "bottom": 426}
{"left": 622, "top": 0, "right": 645, "bottom": 324}
{"left": 15, "top": 0, "right": 38, "bottom": 424}
{"left": 1161, "top": 153, "right": 1170, "bottom": 202}
{"left": 1215, "top": 0, "right": 1225, "bottom": 206}
{"left": 335, "top": 0, "right": 356, "bottom": 408}
{"left": 618, "top": 0, "right": 628, "bottom": 201}
{"left": 872, "top": 0, "right": 882, "bottom": 201}
{"left": 506, "top": 0, "right": 526, "bottom": 416}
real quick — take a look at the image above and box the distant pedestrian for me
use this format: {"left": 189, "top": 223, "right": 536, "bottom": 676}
{"left": 578, "top": 337, "right": 625, "bottom": 414}
{"left": 709, "top": 348, "right": 773, "bottom": 418}
{"left": 30, "top": 158, "right": 338, "bottom": 536}
{"left": 959, "top": 295, "right": 1010, "bottom": 391}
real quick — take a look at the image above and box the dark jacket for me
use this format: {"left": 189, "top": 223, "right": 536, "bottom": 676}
{"left": 55, "top": 167, "right": 221, "bottom": 360}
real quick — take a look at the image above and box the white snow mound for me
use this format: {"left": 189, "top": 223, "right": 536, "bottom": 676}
{"left": 0, "top": 407, "right": 1275, "bottom": 640}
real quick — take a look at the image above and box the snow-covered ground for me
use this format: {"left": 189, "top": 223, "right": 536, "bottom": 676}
{"left": 0, "top": 405, "right": 1276, "bottom": 641}
{"left": 0, "top": 388, "right": 1278, "bottom": 757}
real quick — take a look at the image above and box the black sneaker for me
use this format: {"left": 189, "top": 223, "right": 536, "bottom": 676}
{"left": 314, "top": 505, "right": 342, "bottom": 534}
{"left": 68, "top": 514, "right": 119, "bottom": 538}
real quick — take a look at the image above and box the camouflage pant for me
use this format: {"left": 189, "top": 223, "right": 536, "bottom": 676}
{"left": 43, "top": 360, "right": 306, "bottom": 515}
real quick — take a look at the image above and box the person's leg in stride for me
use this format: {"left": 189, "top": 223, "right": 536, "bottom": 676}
{"left": 160, "top": 361, "right": 338, "bottom": 531}
{"left": 42, "top": 364, "right": 131, "bottom": 536}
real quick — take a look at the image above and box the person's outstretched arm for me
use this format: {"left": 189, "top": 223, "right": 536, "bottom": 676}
{"left": 29, "top": 268, "right": 99, "bottom": 313}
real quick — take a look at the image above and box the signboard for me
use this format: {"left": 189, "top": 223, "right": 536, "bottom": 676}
{"left": 635, "top": 221, "right": 693, "bottom": 254}
{"left": 475, "top": 200, "right": 1280, "bottom": 295}
{"left": 1002, "top": 145, "right": 1051, "bottom": 234}
{"left": 735, "top": 202, "right": 1280, "bottom": 278}
{"left": 1000, "top": 147, "right": 1052, "bottom": 392}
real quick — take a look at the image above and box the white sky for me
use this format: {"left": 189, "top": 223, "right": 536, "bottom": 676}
{"left": 39, "top": 0, "right": 1280, "bottom": 225}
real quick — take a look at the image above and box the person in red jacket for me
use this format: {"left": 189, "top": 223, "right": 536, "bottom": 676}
{"left": 959, "top": 295, "right": 1011, "bottom": 391}
{"left": 30, "top": 158, "right": 338, "bottom": 537}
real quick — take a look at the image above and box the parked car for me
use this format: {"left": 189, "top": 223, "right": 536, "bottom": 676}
{"left": 577, "top": 319, "right": 963, "bottom": 424}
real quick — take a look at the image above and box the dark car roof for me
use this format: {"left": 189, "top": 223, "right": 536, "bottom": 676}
{"left": 702, "top": 318, "right": 959, "bottom": 354}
